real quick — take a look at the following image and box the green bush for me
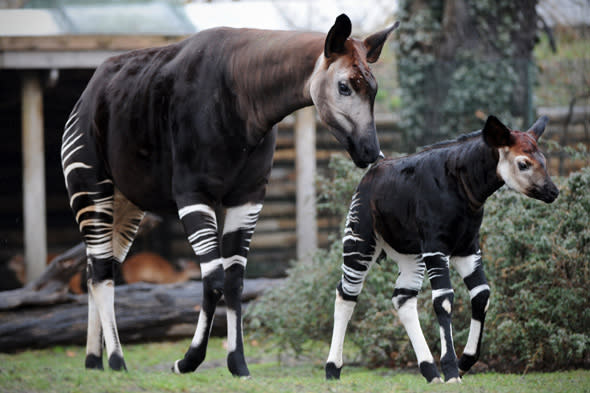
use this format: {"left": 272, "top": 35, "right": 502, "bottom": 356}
{"left": 245, "top": 157, "right": 590, "bottom": 372}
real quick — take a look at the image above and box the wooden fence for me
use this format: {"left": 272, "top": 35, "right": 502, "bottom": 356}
{"left": 0, "top": 100, "right": 587, "bottom": 279}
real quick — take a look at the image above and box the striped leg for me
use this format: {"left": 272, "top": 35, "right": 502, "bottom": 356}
{"left": 85, "top": 281, "right": 103, "bottom": 369}
{"left": 70, "top": 180, "right": 126, "bottom": 371}
{"left": 63, "top": 108, "right": 143, "bottom": 371}
{"left": 70, "top": 185, "right": 144, "bottom": 371}
{"left": 424, "top": 253, "right": 460, "bottom": 383}
{"left": 451, "top": 252, "right": 490, "bottom": 375}
{"left": 174, "top": 203, "right": 223, "bottom": 374}
{"left": 326, "top": 193, "right": 380, "bottom": 380}
{"left": 222, "top": 203, "right": 263, "bottom": 377}
{"left": 391, "top": 254, "right": 442, "bottom": 383}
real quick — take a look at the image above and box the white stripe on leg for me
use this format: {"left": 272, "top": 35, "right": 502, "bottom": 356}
{"left": 200, "top": 258, "right": 224, "bottom": 278}
{"left": 190, "top": 310, "right": 210, "bottom": 349}
{"left": 226, "top": 309, "right": 238, "bottom": 353}
{"left": 90, "top": 280, "right": 123, "bottom": 360}
{"left": 463, "top": 319, "right": 482, "bottom": 356}
{"left": 450, "top": 252, "right": 480, "bottom": 277}
{"left": 395, "top": 297, "right": 434, "bottom": 365}
{"left": 326, "top": 291, "right": 356, "bottom": 368}
{"left": 86, "top": 286, "right": 102, "bottom": 358}
{"left": 223, "top": 203, "right": 262, "bottom": 235}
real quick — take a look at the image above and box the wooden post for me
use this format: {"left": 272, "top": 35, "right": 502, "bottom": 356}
{"left": 21, "top": 71, "right": 47, "bottom": 282}
{"left": 294, "top": 106, "right": 318, "bottom": 261}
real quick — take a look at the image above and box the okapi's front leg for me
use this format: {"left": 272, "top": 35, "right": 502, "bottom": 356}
{"left": 221, "top": 203, "right": 263, "bottom": 378}
{"left": 174, "top": 203, "right": 224, "bottom": 374}
{"left": 450, "top": 252, "right": 490, "bottom": 375}
{"left": 424, "top": 252, "right": 460, "bottom": 383}
{"left": 392, "top": 255, "right": 441, "bottom": 383}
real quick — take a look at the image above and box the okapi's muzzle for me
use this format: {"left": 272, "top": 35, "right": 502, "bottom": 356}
{"left": 347, "top": 129, "right": 381, "bottom": 168}
{"left": 528, "top": 180, "right": 559, "bottom": 203}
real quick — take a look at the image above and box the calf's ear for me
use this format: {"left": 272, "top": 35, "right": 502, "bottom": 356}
{"left": 482, "top": 115, "right": 514, "bottom": 148}
{"left": 527, "top": 115, "right": 549, "bottom": 140}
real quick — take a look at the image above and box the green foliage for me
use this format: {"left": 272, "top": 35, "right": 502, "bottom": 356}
{"left": 245, "top": 154, "right": 590, "bottom": 372}
{"left": 317, "top": 154, "right": 366, "bottom": 220}
{"left": 481, "top": 167, "right": 590, "bottom": 371}
{"left": 392, "top": 0, "right": 535, "bottom": 148}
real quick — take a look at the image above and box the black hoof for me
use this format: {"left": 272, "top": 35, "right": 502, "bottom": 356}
{"left": 173, "top": 359, "right": 193, "bottom": 374}
{"left": 325, "top": 362, "right": 342, "bottom": 380}
{"left": 108, "top": 353, "right": 127, "bottom": 371}
{"left": 441, "top": 356, "right": 460, "bottom": 381}
{"left": 85, "top": 354, "right": 104, "bottom": 370}
{"left": 172, "top": 346, "right": 208, "bottom": 374}
{"left": 228, "top": 351, "right": 250, "bottom": 378}
{"left": 458, "top": 354, "right": 477, "bottom": 375}
{"left": 419, "top": 361, "right": 440, "bottom": 383}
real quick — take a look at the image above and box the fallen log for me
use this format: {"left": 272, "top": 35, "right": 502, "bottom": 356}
{"left": 0, "top": 213, "right": 162, "bottom": 310}
{"left": 0, "top": 278, "right": 283, "bottom": 352}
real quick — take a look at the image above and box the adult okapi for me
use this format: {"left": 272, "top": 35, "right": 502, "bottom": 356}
{"left": 61, "top": 14, "right": 399, "bottom": 376}
{"left": 325, "top": 115, "right": 559, "bottom": 383}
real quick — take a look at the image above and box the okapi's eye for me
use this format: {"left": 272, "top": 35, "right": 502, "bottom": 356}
{"left": 518, "top": 161, "right": 530, "bottom": 171}
{"left": 338, "top": 81, "right": 352, "bottom": 96}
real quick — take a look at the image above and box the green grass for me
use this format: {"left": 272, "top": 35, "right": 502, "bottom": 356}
{"left": 0, "top": 338, "right": 588, "bottom": 393}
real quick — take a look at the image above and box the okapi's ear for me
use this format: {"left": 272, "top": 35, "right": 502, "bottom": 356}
{"left": 325, "top": 14, "right": 352, "bottom": 58}
{"left": 364, "top": 21, "right": 400, "bottom": 63}
{"left": 482, "top": 115, "right": 514, "bottom": 148}
{"left": 527, "top": 115, "right": 549, "bottom": 140}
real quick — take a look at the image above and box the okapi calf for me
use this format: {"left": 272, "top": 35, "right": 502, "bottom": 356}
{"left": 326, "top": 115, "right": 559, "bottom": 383}
{"left": 61, "top": 14, "right": 399, "bottom": 376}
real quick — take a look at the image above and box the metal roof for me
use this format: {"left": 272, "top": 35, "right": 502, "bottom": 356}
{"left": 0, "top": 0, "right": 195, "bottom": 36}
{"left": 537, "top": 0, "right": 590, "bottom": 27}
{"left": 0, "top": 0, "right": 400, "bottom": 37}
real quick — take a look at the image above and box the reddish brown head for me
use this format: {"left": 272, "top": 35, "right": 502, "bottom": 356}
{"left": 308, "top": 14, "right": 399, "bottom": 168}
{"left": 482, "top": 115, "right": 559, "bottom": 203}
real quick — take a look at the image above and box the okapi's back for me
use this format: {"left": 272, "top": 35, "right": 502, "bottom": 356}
{"left": 71, "top": 31, "right": 233, "bottom": 212}
{"left": 363, "top": 136, "right": 494, "bottom": 255}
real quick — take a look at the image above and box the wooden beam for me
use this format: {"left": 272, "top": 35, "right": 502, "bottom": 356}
{"left": 0, "top": 35, "right": 189, "bottom": 70}
{"left": 21, "top": 71, "right": 47, "bottom": 283}
{"left": 0, "top": 35, "right": 187, "bottom": 52}
{"left": 294, "top": 106, "right": 318, "bottom": 261}
{"left": 0, "top": 50, "right": 125, "bottom": 69}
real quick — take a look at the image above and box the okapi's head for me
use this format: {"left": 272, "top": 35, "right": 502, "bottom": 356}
{"left": 308, "top": 14, "right": 399, "bottom": 168}
{"left": 483, "top": 115, "right": 559, "bottom": 203}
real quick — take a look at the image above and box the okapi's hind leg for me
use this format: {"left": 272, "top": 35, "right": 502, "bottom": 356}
{"left": 62, "top": 108, "right": 144, "bottom": 371}
{"left": 67, "top": 176, "right": 126, "bottom": 370}
{"left": 450, "top": 252, "right": 490, "bottom": 376}
{"left": 174, "top": 203, "right": 224, "bottom": 374}
{"left": 221, "top": 203, "right": 263, "bottom": 378}
{"left": 390, "top": 253, "right": 442, "bottom": 383}
{"left": 326, "top": 192, "right": 380, "bottom": 380}
{"left": 73, "top": 185, "right": 144, "bottom": 371}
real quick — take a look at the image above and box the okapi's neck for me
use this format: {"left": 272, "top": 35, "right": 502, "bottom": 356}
{"left": 227, "top": 30, "right": 324, "bottom": 142}
{"left": 448, "top": 136, "right": 505, "bottom": 211}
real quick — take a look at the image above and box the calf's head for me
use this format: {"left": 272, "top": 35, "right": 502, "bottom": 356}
{"left": 309, "top": 14, "right": 399, "bottom": 168}
{"left": 483, "top": 115, "right": 559, "bottom": 203}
